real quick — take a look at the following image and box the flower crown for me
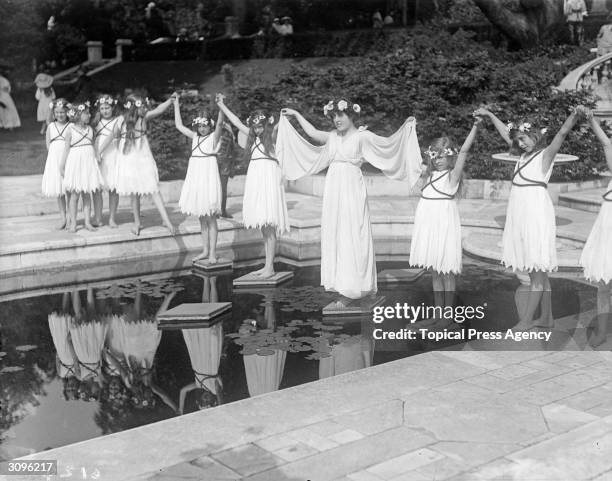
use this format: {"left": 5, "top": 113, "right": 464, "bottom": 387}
{"left": 425, "top": 146, "right": 458, "bottom": 160}
{"left": 506, "top": 121, "right": 547, "bottom": 135}
{"left": 95, "top": 95, "right": 117, "bottom": 107}
{"left": 247, "top": 113, "right": 274, "bottom": 126}
{"left": 66, "top": 101, "right": 91, "bottom": 119}
{"left": 50, "top": 99, "right": 67, "bottom": 110}
{"left": 323, "top": 99, "right": 361, "bottom": 116}
{"left": 192, "top": 116, "right": 215, "bottom": 127}
{"left": 123, "top": 97, "right": 151, "bottom": 109}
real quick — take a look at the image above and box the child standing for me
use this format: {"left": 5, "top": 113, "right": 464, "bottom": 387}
{"left": 410, "top": 118, "right": 481, "bottom": 320}
{"left": 42, "top": 98, "right": 70, "bottom": 229}
{"left": 173, "top": 96, "right": 224, "bottom": 263}
{"left": 35, "top": 73, "right": 55, "bottom": 135}
{"left": 60, "top": 101, "right": 104, "bottom": 232}
{"left": 114, "top": 94, "right": 176, "bottom": 236}
{"left": 216, "top": 94, "right": 289, "bottom": 278}
{"left": 474, "top": 106, "right": 587, "bottom": 330}
{"left": 92, "top": 95, "right": 121, "bottom": 227}
{"left": 581, "top": 110, "right": 612, "bottom": 337}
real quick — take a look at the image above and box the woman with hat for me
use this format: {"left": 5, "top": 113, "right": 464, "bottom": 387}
{"left": 35, "top": 73, "right": 55, "bottom": 135}
{"left": 0, "top": 66, "right": 21, "bottom": 131}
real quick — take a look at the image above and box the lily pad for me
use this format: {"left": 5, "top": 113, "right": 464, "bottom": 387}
{"left": 1, "top": 366, "right": 24, "bottom": 373}
{"left": 15, "top": 345, "right": 37, "bottom": 352}
{"left": 256, "top": 349, "right": 276, "bottom": 356}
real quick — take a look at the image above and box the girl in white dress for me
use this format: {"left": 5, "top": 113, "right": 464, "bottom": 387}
{"left": 278, "top": 100, "right": 422, "bottom": 305}
{"left": 581, "top": 111, "right": 612, "bottom": 335}
{"left": 410, "top": 119, "right": 481, "bottom": 318}
{"left": 173, "top": 97, "right": 224, "bottom": 263}
{"left": 35, "top": 85, "right": 55, "bottom": 134}
{"left": 59, "top": 101, "right": 104, "bottom": 232}
{"left": 216, "top": 94, "right": 289, "bottom": 278}
{"left": 0, "top": 73, "right": 21, "bottom": 130}
{"left": 114, "top": 94, "right": 176, "bottom": 236}
{"left": 474, "top": 106, "right": 587, "bottom": 330}
{"left": 41, "top": 98, "right": 70, "bottom": 229}
{"left": 92, "top": 95, "right": 121, "bottom": 228}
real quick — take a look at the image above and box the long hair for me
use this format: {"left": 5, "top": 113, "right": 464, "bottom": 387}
{"left": 121, "top": 95, "right": 146, "bottom": 155}
{"left": 43, "top": 86, "right": 55, "bottom": 97}
{"left": 424, "top": 136, "right": 464, "bottom": 199}
{"left": 509, "top": 128, "right": 548, "bottom": 156}
{"left": 243, "top": 109, "right": 276, "bottom": 162}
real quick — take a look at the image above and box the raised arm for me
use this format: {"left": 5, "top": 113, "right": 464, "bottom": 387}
{"left": 173, "top": 98, "right": 195, "bottom": 139}
{"left": 541, "top": 107, "right": 584, "bottom": 172}
{"left": 281, "top": 108, "right": 329, "bottom": 144}
{"left": 589, "top": 112, "right": 612, "bottom": 173}
{"left": 145, "top": 94, "right": 176, "bottom": 121}
{"left": 473, "top": 107, "right": 512, "bottom": 147}
{"left": 213, "top": 108, "right": 224, "bottom": 147}
{"left": 450, "top": 119, "right": 480, "bottom": 187}
{"left": 178, "top": 382, "right": 198, "bottom": 414}
{"left": 215, "top": 94, "right": 249, "bottom": 136}
{"left": 150, "top": 382, "right": 178, "bottom": 412}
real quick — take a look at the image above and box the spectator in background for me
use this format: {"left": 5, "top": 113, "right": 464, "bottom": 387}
{"left": 372, "top": 10, "right": 383, "bottom": 29}
{"left": 47, "top": 15, "right": 56, "bottom": 31}
{"left": 280, "top": 17, "right": 293, "bottom": 35}
{"left": 564, "top": 0, "right": 588, "bottom": 46}
{"left": 0, "top": 68, "right": 21, "bottom": 131}
{"left": 176, "top": 27, "right": 189, "bottom": 42}
{"left": 384, "top": 11, "right": 394, "bottom": 26}
{"left": 35, "top": 73, "right": 55, "bottom": 135}
{"left": 597, "top": 13, "right": 612, "bottom": 55}
{"left": 271, "top": 17, "right": 283, "bottom": 35}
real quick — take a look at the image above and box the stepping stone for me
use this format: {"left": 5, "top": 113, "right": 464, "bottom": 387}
{"left": 323, "top": 295, "right": 386, "bottom": 318}
{"left": 378, "top": 268, "right": 425, "bottom": 284}
{"left": 192, "top": 258, "right": 233, "bottom": 274}
{"left": 233, "top": 271, "right": 294, "bottom": 288}
{"left": 157, "top": 302, "right": 231, "bottom": 329}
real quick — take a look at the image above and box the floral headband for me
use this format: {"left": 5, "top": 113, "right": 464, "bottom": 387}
{"left": 425, "top": 146, "right": 458, "bottom": 160}
{"left": 67, "top": 101, "right": 90, "bottom": 119}
{"left": 323, "top": 99, "right": 361, "bottom": 116}
{"left": 95, "top": 95, "right": 117, "bottom": 107}
{"left": 506, "top": 122, "right": 547, "bottom": 135}
{"left": 192, "top": 116, "right": 215, "bottom": 127}
{"left": 247, "top": 114, "right": 274, "bottom": 126}
{"left": 124, "top": 98, "right": 151, "bottom": 109}
{"left": 50, "top": 99, "right": 67, "bottom": 110}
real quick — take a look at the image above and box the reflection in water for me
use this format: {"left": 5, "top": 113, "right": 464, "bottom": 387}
{"left": 319, "top": 323, "right": 374, "bottom": 379}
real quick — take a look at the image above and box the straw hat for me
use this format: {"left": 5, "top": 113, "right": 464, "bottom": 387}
{"left": 35, "top": 73, "right": 54, "bottom": 88}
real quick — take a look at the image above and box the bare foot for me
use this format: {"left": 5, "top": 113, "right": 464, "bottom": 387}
{"left": 164, "top": 223, "right": 176, "bottom": 235}
{"left": 56, "top": 218, "right": 67, "bottom": 230}
{"left": 221, "top": 212, "right": 233, "bottom": 219}
{"left": 131, "top": 224, "right": 141, "bottom": 236}
{"left": 250, "top": 266, "right": 267, "bottom": 277}
{"left": 512, "top": 320, "right": 535, "bottom": 331}
{"left": 109, "top": 219, "right": 118, "bottom": 228}
{"left": 256, "top": 268, "right": 274, "bottom": 279}
{"left": 193, "top": 251, "right": 209, "bottom": 262}
{"left": 91, "top": 219, "right": 103, "bottom": 228}
{"left": 208, "top": 254, "right": 217, "bottom": 264}
{"left": 85, "top": 223, "right": 97, "bottom": 232}
{"left": 68, "top": 223, "right": 77, "bottom": 233}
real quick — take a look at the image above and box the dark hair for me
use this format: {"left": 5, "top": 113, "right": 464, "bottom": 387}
{"left": 424, "top": 136, "right": 464, "bottom": 199}
{"left": 509, "top": 128, "right": 547, "bottom": 156}
{"left": 121, "top": 94, "right": 147, "bottom": 155}
{"left": 243, "top": 109, "right": 276, "bottom": 162}
{"left": 62, "top": 376, "right": 79, "bottom": 400}
{"left": 325, "top": 98, "right": 361, "bottom": 126}
{"left": 196, "top": 388, "right": 219, "bottom": 410}
{"left": 43, "top": 86, "right": 55, "bottom": 97}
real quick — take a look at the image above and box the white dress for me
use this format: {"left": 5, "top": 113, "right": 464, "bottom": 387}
{"left": 276, "top": 116, "right": 422, "bottom": 299}
{"left": 41, "top": 122, "right": 69, "bottom": 197}
{"left": 115, "top": 118, "right": 160, "bottom": 195}
{"left": 501, "top": 150, "right": 557, "bottom": 272}
{"left": 243, "top": 350, "right": 287, "bottom": 397}
{"left": 62, "top": 124, "right": 104, "bottom": 193}
{"left": 410, "top": 169, "right": 462, "bottom": 274}
{"left": 179, "top": 133, "right": 222, "bottom": 217}
{"left": 182, "top": 324, "right": 223, "bottom": 395}
{"left": 242, "top": 138, "right": 290, "bottom": 234}
{"left": 580, "top": 180, "right": 612, "bottom": 283}
{"left": 48, "top": 313, "right": 78, "bottom": 378}
{"left": 36, "top": 88, "right": 54, "bottom": 122}
{"left": 95, "top": 117, "right": 120, "bottom": 191}
{"left": 70, "top": 320, "right": 108, "bottom": 381}
{"left": 121, "top": 318, "right": 161, "bottom": 371}
{"left": 319, "top": 336, "right": 373, "bottom": 378}
{"left": 0, "top": 75, "right": 21, "bottom": 129}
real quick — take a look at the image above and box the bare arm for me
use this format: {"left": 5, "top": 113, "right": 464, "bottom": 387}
{"left": 450, "top": 119, "right": 480, "bottom": 187}
{"left": 213, "top": 109, "right": 224, "bottom": 147}
{"left": 150, "top": 382, "right": 178, "bottom": 412}
{"left": 59, "top": 127, "right": 72, "bottom": 176}
{"left": 45, "top": 124, "right": 51, "bottom": 149}
{"left": 589, "top": 114, "right": 612, "bottom": 173}
{"left": 473, "top": 107, "right": 512, "bottom": 147}
{"left": 178, "top": 383, "right": 198, "bottom": 414}
{"left": 216, "top": 96, "right": 249, "bottom": 136}
{"left": 281, "top": 108, "right": 329, "bottom": 144}
{"left": 173, "top": 99, "right": 195, "bottom": 139}
{"left": 541, "top": 108, "right": 582, "bottom": 172}
{"left": 145, "top": 95, "right": 175, "bottom": 121}
{"left": 156, "top": 292, "right": 177, "bottom": 317}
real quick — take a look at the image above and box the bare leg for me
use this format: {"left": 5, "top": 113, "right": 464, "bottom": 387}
{"left": 108, "top": 191, "right": 119, "bottom": 228}
{"left": 255, "top": 226, "right": 276, "bottom": 278}
{"left": 57, "top": 195, "right": 67, "bottom": 230}
{"left": 534, "top": 276, "right": 554, "bottom": 328}
{"left": 419, "top": 271, "right": 445, "bottom": 327}
{"left": 193, "top": 216, "right": 209, "bottom": 262}
{"left": 513, "top": 271, "right": 546, "bottom": 330}
{"left": 68, "top": 192, "right": 78, "bottom": 232}
{"left": 130, "top": 194, "right": 141, "bottom": 236}
{"left": 62, "top": 291, "right": 70, "bottom": 312}
{"left": 151, "top": 192, "right": 175, "bottom": 235}
{"left": 83, "top": 193, "right": 96, "bottom": 231}
{"left": 92, "top": 190, "right": 103, "bottom": 226}
{"left": 71, "top": 289, "right": 82, "bottom": 322}
{"left": 201, "top": 276, "right": 211, "bottom": 303}
{"left": 443, "top": 273, "right": 456, "bottom": 308}
{"left": 220, "top": 175, "right": 231, "bottom": 217}
{"left": 590, "top": 282, "right": 612, "bottom": 348}
{"left": 208, "top": 216, "right": 218, "bottom": 263}
{"left": 86, "top": 287, "right": 97, "bottom": 320}
{"left": 210, "top": 276, "right": 218, "bottom": 302}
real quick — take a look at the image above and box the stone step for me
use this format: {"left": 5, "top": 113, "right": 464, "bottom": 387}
{"left": 558, "top": 185, "right": 610, "bottom": 213}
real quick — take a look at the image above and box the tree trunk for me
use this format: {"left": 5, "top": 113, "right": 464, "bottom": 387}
{"left": 473, "top": 0, "right": 565, "bottom": 48}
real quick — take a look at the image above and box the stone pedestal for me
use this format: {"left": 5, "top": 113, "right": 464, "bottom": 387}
{"left": 192, "top": 258, "right": 233, "bottom": 274}
{"left": 158, "top": 302, "right": 231, "bottom": 329}
{"left": 233, "top": 271, "right": 293, "bottom": 288}
{"left": 323, "top": 296, "right": 386, "bottom": 318}
{"left": 378, "top": 268, "right": 425, "bottom": 284}
{"left": 87, "top": 41, "right": 103, "bottom": 63}
{"left": 115, "top": 38, "right": 133, "bottom": 61}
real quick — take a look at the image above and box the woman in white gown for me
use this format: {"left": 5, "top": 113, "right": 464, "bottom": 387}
{"left": 0, "top": 73, "right": 21, "bottom": 130}
{"left": 278, "top": 100, "right": 422, "bottom": 305}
